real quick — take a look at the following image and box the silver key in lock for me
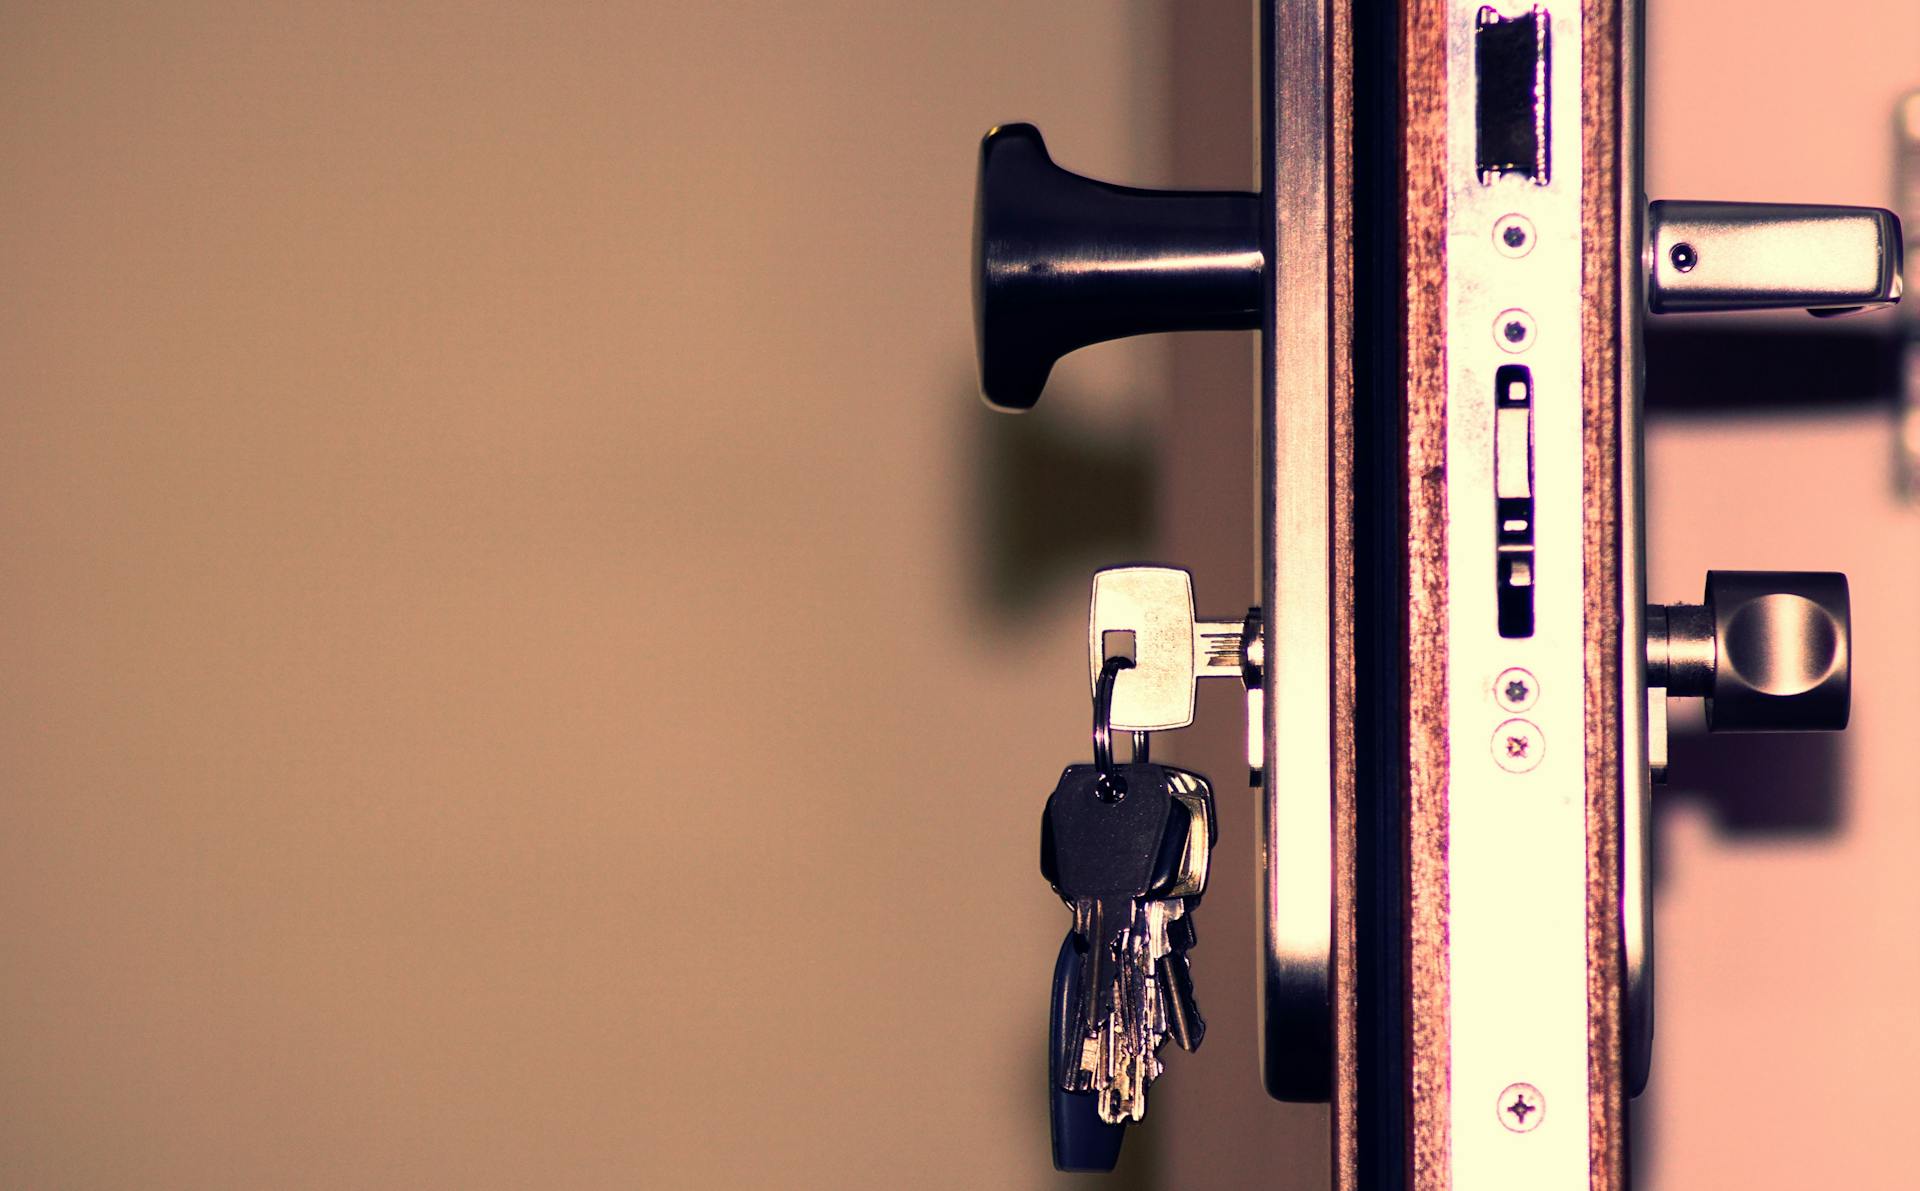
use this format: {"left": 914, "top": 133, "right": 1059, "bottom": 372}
{"left": 1088, "top": 566, "right": 1258, "bottom": 736}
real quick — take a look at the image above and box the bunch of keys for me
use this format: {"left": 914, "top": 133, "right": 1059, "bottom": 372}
{"left": 1041, "top": 652, "right": 1217, "bottom": 1172}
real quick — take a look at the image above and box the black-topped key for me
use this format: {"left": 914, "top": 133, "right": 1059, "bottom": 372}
{"left": 1049, "top": 933, "right": 1126, "bottom": 1172}
{"left": 1040, "top": 761, "right": 1212, "bottom": 1137}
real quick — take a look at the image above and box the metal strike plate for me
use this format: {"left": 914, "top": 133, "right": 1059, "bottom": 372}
{"left": 1446, "top": 2, "right": 1599, "bottom": 1174}
{"left": 1647, "top": 199, "right": 1904, "bottom": 315}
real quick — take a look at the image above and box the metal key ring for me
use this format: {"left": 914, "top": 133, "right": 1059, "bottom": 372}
{"left": 1093, "top": 656, "right": 1150, "bottom": 800}
{"left": 1093, "top": 656, "right": 1133, "bottom": 776}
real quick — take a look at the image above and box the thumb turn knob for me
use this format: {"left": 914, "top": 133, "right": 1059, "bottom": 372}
{"left": 1647, "top": 570, "right": 1850, "bottom": 732}
{"left": 973, "top": 123, "right": 1263, "bottom": 411}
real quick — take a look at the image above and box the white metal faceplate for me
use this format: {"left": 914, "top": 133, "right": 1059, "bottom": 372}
{"left": 1443, "top": 2, "right": 1593, "bottom": 1184}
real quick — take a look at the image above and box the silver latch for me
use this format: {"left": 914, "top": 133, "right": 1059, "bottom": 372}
{"left": 1646, "top": 199, "right": 1904, "bottom": 316}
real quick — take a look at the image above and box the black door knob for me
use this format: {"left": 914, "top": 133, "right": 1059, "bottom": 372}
{"left": 973, "top": 123, "right": 1263, "bottom": 411}
{"left": 1647, "top": 570, "right": 1850, "bottom": 732}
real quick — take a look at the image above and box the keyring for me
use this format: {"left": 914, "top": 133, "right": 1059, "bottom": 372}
{"left": 1093, "top": 656, "right": 1148, "bottom": 799}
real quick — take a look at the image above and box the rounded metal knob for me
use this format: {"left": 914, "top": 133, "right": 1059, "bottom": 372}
{"left": 1647, "top": 570, "right": 1850, "bottom": 732}
{"left": 972, "top": 123, "right": 1263, "bottom": 411}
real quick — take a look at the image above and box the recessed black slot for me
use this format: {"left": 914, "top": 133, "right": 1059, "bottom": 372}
{"left": 1497, "top": 498, "right": 1533, "bottom": 547}
{"left": 1495, "top": 364, "right": 1532, "bottom": 408}
{"left": 1494, "top": 364, "right": 1535, "bottom": 638}
{"left": 1498, "top": 557, "right": 1535, "bottom": 638}
{"left": 1475, "top": 7, "right": 1550, "bottom": 185}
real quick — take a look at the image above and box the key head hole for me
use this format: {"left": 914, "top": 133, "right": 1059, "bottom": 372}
{"left": 1102, "top": 629, "right": 1137, "bottom": 663}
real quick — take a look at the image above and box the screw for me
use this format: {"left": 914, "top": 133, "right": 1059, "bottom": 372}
{"left": 1491, "top": 718, "right": 1544, "bottom": 773}
{"left": 1494, "top": 667, "right": 1538, "bottom": 713}
{"left": 1493, "top": 214, "right": 1536, "bottom": 258}
{"left": 1498, "top": 1082, "right": 1544, "bottom": 1132}
{"left": 1669, "top": 242, "right": 1698, "bottom": 273}
{"left": 1494, "top": 309, "right": 1535, "bottom": 353}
